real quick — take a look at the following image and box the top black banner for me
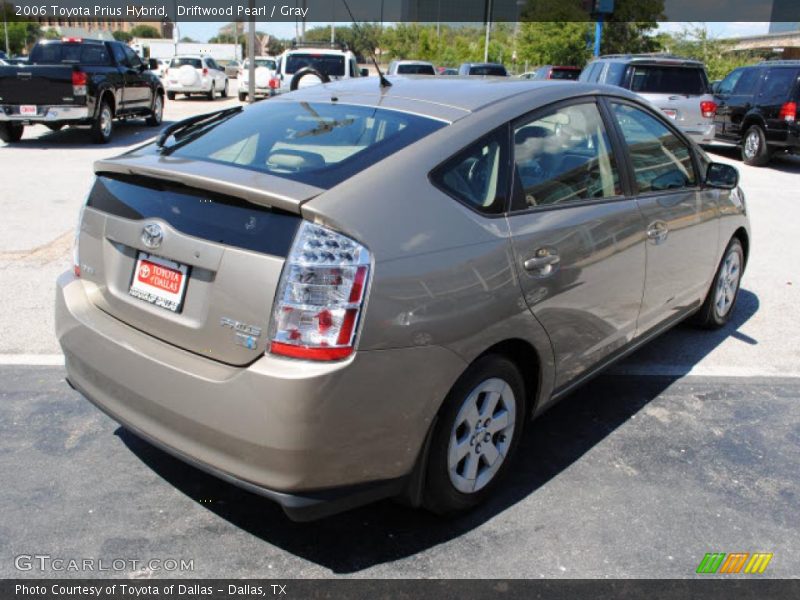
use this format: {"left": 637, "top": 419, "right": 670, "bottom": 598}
{"left": 5, "top": 0, "right": 800, "bottom": 23}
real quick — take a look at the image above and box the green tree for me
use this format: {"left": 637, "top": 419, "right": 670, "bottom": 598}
{"left": 5, "top": 21, "right": 42, "bottom": 55}
{"left": 517, "top": 21, "right": 591, "bottom": 67}
{"left": 661, "top": 24, "right": 759, "bottom": 80}
{"left": 180, "top": 36, "right": 198, "bottom": 43}
{"left": 129, "top": 25, "right": 161, "bottom": 39}
{"left": 112, "top": 30, "right": 133, "bottom": 43}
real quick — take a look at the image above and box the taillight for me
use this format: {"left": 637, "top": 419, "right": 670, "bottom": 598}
{"left": 269, "top": 221, "right": 370, "bottom": 361}
{"left": 72, "top": 196, "right": 88, "bottom": 278}
{"left": 202, "top": 67, "right": 208, "bottom": 76}
{"left": 268, "top": 76, "right": 280, "bottom": 89}
{"left": 700, "top": 100, "right": 717, "bottom": 119}
{"left": 72, "top": 70, "right": 87, "bottom": 96}
{"left": 779, "top": 101, "right": 797, "bottom": 122}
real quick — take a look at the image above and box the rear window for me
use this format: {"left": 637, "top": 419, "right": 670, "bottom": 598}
{"left": 163, "top": 101, "right": 445, "bottom": 189}
{"left": 285, "top": 53, "right": 345, "bottom": 77}
{"left": 29, "top": 43, "right": 111, "bottom": 65}
{"left": 470, "top": 65, "right": 508, "bottom": 76}
{"left": 550, "top": 68, "right": 580, "bottom": 80}
{"left": 244, "top": 59, "right": 276, "bottom": 69}
{"left": 630, "top": 65, "right": 708, "bottom": 95}
{"left": 397, "top": 64, "right": 436, "bottom": 75}
{"left": 171, "top": 57, "right": 202, "bottom": 69}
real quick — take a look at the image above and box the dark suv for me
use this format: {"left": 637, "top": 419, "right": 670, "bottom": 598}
{"left": 713, "top": 60, "right": 800, "bottom": 166}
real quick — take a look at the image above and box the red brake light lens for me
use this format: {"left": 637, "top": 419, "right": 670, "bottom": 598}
{"left": 202, "top": 67, "right": 209, "bottom": 76}
{"left": 700, "top": 100, "right": 717, "bottom": 118}
{"left": 269, "top": 222, "right": 370, "bottom": 361}
{"left": 779, "top": 101, "right": 797, "bottom": 122}
{"left": 268, "top": 77, "right": 280, "bottom": 89}
{"left": 71, "top": 71, "right": 87, "bottom": 86}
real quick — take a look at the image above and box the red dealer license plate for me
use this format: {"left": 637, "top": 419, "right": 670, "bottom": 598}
{"left": 129, "top": 252, "right": 189, "bottom": 312}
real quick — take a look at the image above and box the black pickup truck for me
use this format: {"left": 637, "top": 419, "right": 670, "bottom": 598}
{"left": 0, "top": 38, "right": 165, "bottom": 144}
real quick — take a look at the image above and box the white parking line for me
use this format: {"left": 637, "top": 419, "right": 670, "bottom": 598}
{"left": 0, "top": 353, "right": 798, "bottom": 379}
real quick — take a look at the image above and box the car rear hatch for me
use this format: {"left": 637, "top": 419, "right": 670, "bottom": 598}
{"left": 80, "top": 154, "right": 322, "bottom": 366}
{"left": 0, "top": 65, "right": 79, "bottom": 106}
{"left": 628, "top": 62, "right": 713, "bottom": 129}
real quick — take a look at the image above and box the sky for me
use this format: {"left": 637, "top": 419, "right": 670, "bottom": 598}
{"left": 177, "top": 21, "right": 772, "bottom": 43}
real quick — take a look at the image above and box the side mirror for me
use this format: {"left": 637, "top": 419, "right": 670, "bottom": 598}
{"left": 706, "top": 162, "right": 739, "bottom": 189}
{"left": 360, "top": 68, "right": 369, "bottom": 77}
{"left": 148, "top": 58, "right": 159, "bottom": 71}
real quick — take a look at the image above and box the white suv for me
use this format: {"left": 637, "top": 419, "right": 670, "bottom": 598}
{"left": 238, "top": 56, "right": 278, "bottom": 101}
{"left": 166, "top": 55, "right": 229, "bottom": 101}
{"left": 273, "top": 43, "right": 365, "bottom": 94}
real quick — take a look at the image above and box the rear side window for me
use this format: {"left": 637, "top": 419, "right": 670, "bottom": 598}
{"left": 29, "top": 43, "right": 111, "bottom": 65}
{"left": 630, "top": 66, "right": 708, "bottom": 95}
{"left": 733, "top": 68, "right": 761, "bottom": 95}
{"left": 165, "top": 101, "right": 445, "bottom": 189}
{"left": 512, "top": 102, "right": 621, "bottom": 209}
{"left": 432, "top": 128, "right": 508, "bottom": 214}
{"left": 610, "top": 103, "right": 697, "bottom": 193}
{"left": 397, "top": 64, "right": 436, "bottom": 75}
{"left": 172, "top": 57, "right": 202, "bottom": 69}
{"left": 758, "top": 68, "right": 798, "bottom": 104}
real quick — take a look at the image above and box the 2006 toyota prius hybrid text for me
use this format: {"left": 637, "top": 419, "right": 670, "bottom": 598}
{"left": 56, "top": 77, "right": 750, "bottom": 521}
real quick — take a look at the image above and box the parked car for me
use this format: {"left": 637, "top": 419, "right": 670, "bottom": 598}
{"left": 458, "top": 62, "right": 509, "bottom": 76}
{"left": 712, "top": 60, "right": 800, "bottom": 166}
{"left": 273, "top": 42, "right": 365, "bottom": 93}
{"left": 225, "top": 59, "right": 241, "bottom": 78}
{"left": 579, "top": 54, "right": 716, "bottom": 145}
{"left": 165, "top": 55, "right": 229, "bottom": 101}
{"left": 524, "top": 65, "right": 582, "bottom": 81}
{"left": 439, "top": 67, "right": 458, "bottom": 76}
{"left": 388, "top": 60, "right": 437, "bottom": 75}
{"left": 147, "top": 58, "right": 169, "bottom": 78}
{"left": 237, "top": 56, "right": 278, "bottom": 101}
{"left": 57, "top": 78, "right": 749, "bottom": 521}
{"left": 0, "top": 38, "right": 164, "bottom": 144}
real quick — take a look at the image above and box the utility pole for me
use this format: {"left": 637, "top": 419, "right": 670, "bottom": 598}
{"left": 247, "top": 0, "right": 255, "bottom": 103}
{"left": 484, "top": 0, "right": 493, "bottom": 63}
{"left": 3, "top": 1, "right": 10, "bottom": 57}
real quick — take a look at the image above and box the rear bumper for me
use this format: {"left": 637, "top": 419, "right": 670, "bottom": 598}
{"left": 682, "top": 122, "right": 716, "bottom": 145}
{"left": 0, "top": 104, "right": 90, "bottom": 123}
{"left": 55, "top": 271, "right": 466, "bottom": 518}
{"left": 239, "top": 85, "right": 276, "bottom": 97}
{"left": 165, "top": 81, "right": 212, "bottom": 93}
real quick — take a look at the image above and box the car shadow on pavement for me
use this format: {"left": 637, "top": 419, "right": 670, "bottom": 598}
{"left": 0, "top": 119, "right": 176, "bottom": 150}
{"left": 705, "top": 144, "right": 800, "bottom": 174}
{"left": 118, "top": 289, "right": 759, "bottom": 574}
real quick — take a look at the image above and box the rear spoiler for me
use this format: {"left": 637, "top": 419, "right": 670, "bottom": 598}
{"left": 94, "top": 154, "right": 322, "bottom": 214}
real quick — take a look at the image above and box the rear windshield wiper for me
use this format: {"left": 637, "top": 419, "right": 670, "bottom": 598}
{"left": 156, "top": 106, "right": 243, "bottom": 150}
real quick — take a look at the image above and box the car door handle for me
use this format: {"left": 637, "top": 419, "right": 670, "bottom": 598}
{"left": 646, "top": 221, "right": 669, "bottom": 244}
{"left": 524, "top": 250, "right": 560, "bottom": 276}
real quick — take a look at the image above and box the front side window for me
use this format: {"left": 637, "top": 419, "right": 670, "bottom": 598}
{"left": 432, "top": 129, "right": 508, "bottom": 214}
{"left": 512, "top": 102, "right": 621, "bottom": 209}
{"left": 123, "top": 46, "right": 141, "bottom": 68}
{"left": 610, "top": 103, "right": 697, "bottom": 193}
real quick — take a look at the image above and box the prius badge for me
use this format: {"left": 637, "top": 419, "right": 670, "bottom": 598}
{"left": 141, "top": 223, "right": 163, "bottom": 249}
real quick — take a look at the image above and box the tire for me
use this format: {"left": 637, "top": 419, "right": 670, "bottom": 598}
{"left": 0, "top": 122, "right": 24, "bottom": 143}
{"left": 238, "top": 91, "right": 247, "bottom": 102}
{"left": 207, "top": 83, "right": 215, "bottom": 101}
{"left": 167, "top": 91, "right": 176, "bottom": 101}
{"left": 90, "top": 99, "right": 113, "bottom": 144}
{"left": 289, "top": 67, "right": 330, "bottom": 91}
{"left": 221, "top": 79, "right": 228, "bottom": 98}
{"left": 423, "top": 355, "right": 526, "bottom": 515}
{"left": 741, "top": 125, "right": 771, "bottom": 166}
{"left": 45, "top": 123, "right": 64, "bottom": 132}
{"left": 694, "top": 237, "right": 744, "bottom": 329}
{"left": 145, "top": 93, "right": 164, "bottom": 126}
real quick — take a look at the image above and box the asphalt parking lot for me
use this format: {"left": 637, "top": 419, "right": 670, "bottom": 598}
{"left": 1, "top": 95, "right": 799, "bottom": 578}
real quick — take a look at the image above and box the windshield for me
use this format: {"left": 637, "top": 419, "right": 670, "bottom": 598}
{"left": 285, "top": 53, "right": 345, "bottom": 77}
{"left": 171, "top": 57, "right": 202, "bottom": 69}
{"left": 244, "top": 59, "right": 277, "bottom": 69}
{"left": 630, "top": 66, "right": 709, "bottom": 95}
{"left": 163, "top": 101, "right": 445, "bottom": 189}
{"left": 397, "top": 64, "right": 436, "bottom": 75}
{"left": 470, "top": 65, "right": 507, "bottom": 76}
{"left": 29, "top": 43, "right": 111, "bottom": 65}
{"left": 550, "top": 68, "right": 580, "bottom": 80}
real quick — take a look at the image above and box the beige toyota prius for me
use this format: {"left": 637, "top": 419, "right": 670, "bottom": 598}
{"left": 56, "top": 77, "right": 750, "bottom": 520}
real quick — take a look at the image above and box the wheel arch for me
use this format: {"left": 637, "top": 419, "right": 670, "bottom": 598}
{"left": 474, "top": 338, "right": 543, "bottom": 419}
{"left": 733, "top": 226, "right": 750, "bottom": 270}
{"left": 740, "top": 113, "right": 767, "bottom": 140}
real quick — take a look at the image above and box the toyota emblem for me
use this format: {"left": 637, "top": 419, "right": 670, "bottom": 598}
{"left": 141, "top": 223, "right": 163, "bottom": 249}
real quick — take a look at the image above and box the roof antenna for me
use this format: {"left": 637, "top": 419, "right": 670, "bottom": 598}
{"left": 340, "top": 0, "right": 392, "bottom": 88}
